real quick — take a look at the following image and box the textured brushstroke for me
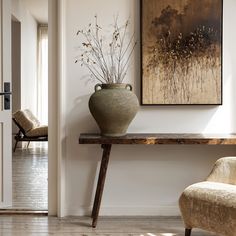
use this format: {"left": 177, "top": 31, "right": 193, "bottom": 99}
{"left": 142, "top": 0, "right": 222, "bottom": 104}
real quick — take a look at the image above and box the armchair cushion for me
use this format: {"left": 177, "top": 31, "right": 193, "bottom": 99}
{"left": 26, "top": 126, "right": 48, "bottom": 137}
{"left": 207, "top": 156, "right": 236, "bottom": 185}
{"left": 179, "top": 157, "right": 236, "bottom": 236}
{"left": 13, "top": 109, "right": 40, "bottom": 133}
{"left": 179, "top": 182, "right": 236, "bottom": 234}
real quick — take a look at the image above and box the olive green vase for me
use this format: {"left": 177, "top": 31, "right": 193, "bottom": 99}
{"left": 89, "top": 83, "right": 139, "bottom": 137}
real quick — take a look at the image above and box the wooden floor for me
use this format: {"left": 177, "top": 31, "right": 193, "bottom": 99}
{"left": 0, "top": 216, "right": 217, "bottom": 236}
{"left": 7, "top": 147, "right": 48, "bottom": 210}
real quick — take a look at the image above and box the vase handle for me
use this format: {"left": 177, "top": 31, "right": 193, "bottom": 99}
{"left": 95, "top": 84, "right": 102, "bottom": 92}
{"left": 125, "top": 84, "right": 132, "bottom": 91}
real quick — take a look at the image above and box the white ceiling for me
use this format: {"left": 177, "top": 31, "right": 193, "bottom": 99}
{"left": 22, "top": 0, "right": 48, "bottom": 24}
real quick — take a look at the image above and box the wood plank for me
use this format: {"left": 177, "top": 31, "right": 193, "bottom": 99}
{"left": 0, "top": 209, "right": 48, "bottom": 215}
{"left": 0, "top": 215, "right": 216, "bottom": 235}
{"left": 79, "top": 133, "right": 236, "bottom": 145}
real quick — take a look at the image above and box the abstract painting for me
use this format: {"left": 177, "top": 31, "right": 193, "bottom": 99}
{"left": 141, "top": 0, "right": 222, "bottom": 105}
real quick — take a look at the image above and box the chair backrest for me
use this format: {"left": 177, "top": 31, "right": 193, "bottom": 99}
{"left": 207, "top": 156, "right": 236, "bottom": 185}
{"left": 12, "top": 109, "right": 41, "bottom": 134}
{"left": 12, "top": 117, "right": 27, "bottom": 136}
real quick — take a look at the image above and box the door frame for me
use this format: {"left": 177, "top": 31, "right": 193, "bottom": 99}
{"left": 48, "top": 0, "right": 66, "bottom": 217}
{"left": 0, "top": 0, "right": 12, "bottom": 208}
{"left": 0, "top": 0, "right": 64, "bottom": 215}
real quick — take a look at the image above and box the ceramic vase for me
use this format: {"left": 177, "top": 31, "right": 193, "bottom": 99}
{"left": 89, "top": 83, "right": 139, "bottom": 137}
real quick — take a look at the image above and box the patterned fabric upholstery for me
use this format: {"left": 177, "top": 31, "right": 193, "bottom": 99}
{"left": 207, "top": 157, "right": 236, "bottom": 185}
{"left": 13, "top": 109, "right": 47, "bottom": 137}
{"left": 13, "top": 110, "right": 39, "bottom": 133}
{"left": 179, "top": 157, "right": 236, "bottom": 236}
{"left": 26, "top": 126, "right": 48, "bottom": 137}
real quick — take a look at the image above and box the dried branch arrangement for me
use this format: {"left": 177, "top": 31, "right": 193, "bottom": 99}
{"left": 75, "top": 16, "right": 137, "bottom": 84}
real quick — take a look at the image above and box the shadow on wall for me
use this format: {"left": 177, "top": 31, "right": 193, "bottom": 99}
{"left": 74, "top": 94, "right": 96, "bottom": 131}
{"left": 66, "top": 94, "right": 101, "bottom": 208}
{"left": 67, "top": 94, "right": 98, "bottom": 155}
{"left": 66, "top": 143, "right": 236, "bottom": 214}
{"left": 131, "top": 106, "right": 220, "bottom": 133}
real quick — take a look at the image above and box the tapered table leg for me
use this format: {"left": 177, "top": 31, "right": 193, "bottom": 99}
{"left": 91, "top": 144, "right": 112, "bottom": 228}
{"left": 185, "top": 228, "right": 192, "bottom": 236}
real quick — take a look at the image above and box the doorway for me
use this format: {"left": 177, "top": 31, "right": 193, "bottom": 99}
{"left": 8, "top": 0, "right": 48, "bottom": 212}
{"left": 0, "top": 0, "right": 58, "bottom": 215}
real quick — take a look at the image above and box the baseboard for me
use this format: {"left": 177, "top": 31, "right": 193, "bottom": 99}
{"left": 64, "top": 205, "right": 181, "bottom": 217}
{"left": 0, "top": 209, "right": 48, "bottom": 215}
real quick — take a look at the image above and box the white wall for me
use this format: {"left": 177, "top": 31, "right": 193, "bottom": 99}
{"left": 11, "top": 0, "right": 37, "bottom": 115}
{"left": 63, "top": 0, "right": 236, "bottom": 216}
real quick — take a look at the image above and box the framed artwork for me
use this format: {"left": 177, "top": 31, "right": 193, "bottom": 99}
{"left": 141, "top": 0, "right": 223, "bottom": 105}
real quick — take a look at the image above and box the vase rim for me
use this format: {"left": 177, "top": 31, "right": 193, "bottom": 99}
{"left": 100, "top": 83, "right": 128, "bottom": 88}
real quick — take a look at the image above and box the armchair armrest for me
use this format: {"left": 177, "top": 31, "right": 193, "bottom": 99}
{"left": 206, "top": 157, "right": 236, "bottom": 185}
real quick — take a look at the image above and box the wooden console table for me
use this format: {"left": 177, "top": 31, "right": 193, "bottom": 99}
{"left": 79, "top": 133, "right": 236, "bottom": 227}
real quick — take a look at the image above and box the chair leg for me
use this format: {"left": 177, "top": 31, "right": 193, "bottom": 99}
{"left": 13, "top": 140, "right": 18, "bottom": 152}
{"left": 27, "top": 141, "right": 30, "bottom": 149}
{"left": 185, "top": 228, "right": 192, "bottom": 236}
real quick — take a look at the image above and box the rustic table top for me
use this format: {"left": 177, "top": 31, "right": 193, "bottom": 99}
{"left": 79, "top": 133, "right": 236, "bottom": 145}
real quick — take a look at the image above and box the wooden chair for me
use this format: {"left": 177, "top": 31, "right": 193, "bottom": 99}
{"left": 12, "top": 109, "right": 48, "bottom": 152}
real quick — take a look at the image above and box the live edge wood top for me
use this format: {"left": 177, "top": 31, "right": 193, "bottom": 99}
{"left": 79, "top": 133, "right": 236, "bottom": 145}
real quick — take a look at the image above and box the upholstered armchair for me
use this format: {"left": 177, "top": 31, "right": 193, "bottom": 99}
{"left": 179, "top": 157, "right": 236, "bottom": 236}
